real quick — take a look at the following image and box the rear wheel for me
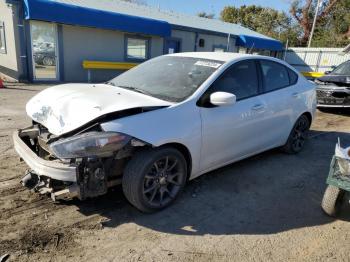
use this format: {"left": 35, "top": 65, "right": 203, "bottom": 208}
{"left": 122, "top": 147, "right": 187, "bottom": 213}
{"left": 321, "top": 185, "right": 344, "bottom": 217}
{"left": 282, "top": 115, "right": 310, "bottom": 154}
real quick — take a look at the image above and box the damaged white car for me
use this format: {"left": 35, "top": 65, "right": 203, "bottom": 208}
{"left": 13, "top": 53, "right": 316, "bottom": 212}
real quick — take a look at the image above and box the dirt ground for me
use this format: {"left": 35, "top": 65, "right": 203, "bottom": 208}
{"left": 1, "top": 84, "right": 350, "bottom": 262}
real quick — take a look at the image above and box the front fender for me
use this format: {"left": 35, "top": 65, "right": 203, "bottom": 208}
{"left": 101, "top": 102, "right": 202, "bottom": 177}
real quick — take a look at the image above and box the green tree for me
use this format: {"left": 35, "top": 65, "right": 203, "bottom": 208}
{"left": 221, "top": 5, "right": 300, "bottom": 45}
{"left": 311, "top": 0, "right": 350, "bottom": 47}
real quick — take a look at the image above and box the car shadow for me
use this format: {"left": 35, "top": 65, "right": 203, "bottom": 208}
{"left": 68, "top": 130, "right": 350, "bottom": 236}
{"left": 317, "top": 107, "right": 350, "bottom": 116}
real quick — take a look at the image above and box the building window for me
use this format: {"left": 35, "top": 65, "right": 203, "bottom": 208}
{"left": 213, "top": 45, "right": 226, "bottom": 52}
{"left": 0, "top": 21, "right": 6, "bottom": 54}
{"left": 126, "top": 36, "right": 149, "bottom": 61}
{"left": 238, "top": 47, "right": 247, "bottom": 54}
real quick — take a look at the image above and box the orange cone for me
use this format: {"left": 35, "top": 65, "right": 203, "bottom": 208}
{"left": 0, "top": 79, "right": 4, "bottom": 88}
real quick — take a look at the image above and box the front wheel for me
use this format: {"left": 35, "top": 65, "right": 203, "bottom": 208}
{"left": 282, "top": 115, "right": 310, "bottom": 154}
{"left": 122, "top": 147, "right": 187, "bottom": 213}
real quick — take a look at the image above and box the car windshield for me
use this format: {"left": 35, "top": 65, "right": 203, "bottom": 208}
{"left": 108, "top": 56, "right": 223, "bottom": 102}
{"left": 332, "top": 61, "right": 350, "bottom": 75}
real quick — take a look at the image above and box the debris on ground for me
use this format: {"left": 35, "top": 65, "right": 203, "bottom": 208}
{"left": 1, "top": 85, "right": 350, "bottom": 261}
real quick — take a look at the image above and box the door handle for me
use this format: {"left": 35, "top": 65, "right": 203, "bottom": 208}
{"left": 251, "top": 104, "right": 265, "bottom": 111}
{"left": 292, "top": 92, "right": 299, "bottom": 98}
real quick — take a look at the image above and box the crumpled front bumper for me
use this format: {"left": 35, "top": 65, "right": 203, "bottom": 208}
{"left": 13, "top": 130, "right": 77, "bottom": 182}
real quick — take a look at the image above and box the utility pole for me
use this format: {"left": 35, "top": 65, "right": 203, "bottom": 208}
{"left": 226, "top": 33, "right": 230, "bottom": 52}
{"left": 283, "top": 39, "right": 289, "bottom": 60}
{"left": 308, "top": 0, "right": 322, "bottom": 48}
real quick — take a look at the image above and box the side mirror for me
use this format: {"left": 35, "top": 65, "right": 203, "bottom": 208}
{"left": 210, "top": 92, "right": 236, "bottom": 106}
{"left": 324, "top": 71, "right": 332, "bottom": 75}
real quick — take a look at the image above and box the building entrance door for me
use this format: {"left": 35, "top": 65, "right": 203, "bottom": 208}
{"left": 165, "top": 38, "right": 181, "bottom": 54}
{"left": 30, "top": 21, "right": 59, "bottom": 81}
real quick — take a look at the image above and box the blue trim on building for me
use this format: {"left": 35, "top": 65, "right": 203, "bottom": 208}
{"left": 57, "top": 24, "right": 64, "bottom": 81}
{"left": 24, "top": 20, "right": 34, "bottom": 82}
{"left": 172, "top": 25, "right": 233, "bottom": 38}
{"left": 16, "top": 1, "right": 30, "bottom": 81}
{"left": 23, "top": 0, "right": 171, "bottom": 37}
{"left": 163, "top": 37, "right": 182, "bottom": 54}
{"left": 237, "top": 35, "right": 283, "bottom": 51}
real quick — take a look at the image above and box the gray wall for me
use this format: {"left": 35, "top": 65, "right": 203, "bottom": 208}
{"left": 61, "top": 24, "right": 164, "bottom": 82}
{"left": 0, "top": 1, "right": 20, "bottom": 78}
{"left": 171, "top": 29, "right": 237, "bottom": 53}
{"left": 61, "top": 26, "right": 239, "bottom": 82}
{"left": 197, "top": 33, "right": 236, "bottom": 52}
{"left": 171, "top": 29, "right": 196, "bottom": 52}
{"left": 61, "top": 26, "right": 240, "bottom": 82}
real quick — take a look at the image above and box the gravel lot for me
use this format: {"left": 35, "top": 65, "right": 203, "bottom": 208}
{"left": 1, "top": 84, "right": 350, "bottom": 261}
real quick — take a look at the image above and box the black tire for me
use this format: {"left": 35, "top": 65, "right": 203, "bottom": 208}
{"left": 282, "top": 114, "right": 310, "bottom": 154}
{"left": 122, "top": 147, "right": 187, "bottom": 213}
{"left": 321, "top": 185, "right": 344, "bottom": 217}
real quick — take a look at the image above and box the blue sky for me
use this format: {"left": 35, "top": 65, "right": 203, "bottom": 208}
{"left": 146, "top": 0, "right": 291, "bottom": 17}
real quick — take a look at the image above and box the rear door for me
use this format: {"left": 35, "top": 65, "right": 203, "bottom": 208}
{"left": 257, "top": 59, "right": 301, "bottom": 147}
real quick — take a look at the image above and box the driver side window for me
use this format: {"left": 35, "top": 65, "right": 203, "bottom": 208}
{"left": 210, "top": 60, "right": 259, "bottom": 101}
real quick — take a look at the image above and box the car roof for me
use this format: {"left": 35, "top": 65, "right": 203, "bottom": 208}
{"left": 167, "top": 52, "right": 264, "bottom": 62}
{"left": 166, "top": 52, "right": 299, "bottom": 73}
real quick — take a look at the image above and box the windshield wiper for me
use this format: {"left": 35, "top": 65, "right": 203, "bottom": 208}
{"left": 105, "top": 81, "right": 116, "bottom": 86}
{"left": 117, "top": 85, "right": 153, "bottom": 96}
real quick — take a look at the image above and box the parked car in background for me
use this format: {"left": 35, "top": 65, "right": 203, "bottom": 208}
{"left": 33, "top": 49, "right": 56, "bottom": 66}
{"left": 13, "top": 53, "right": 316, "bottom": 212}
{"left": 315, "top": 60, "right": 350, "bottom": 108}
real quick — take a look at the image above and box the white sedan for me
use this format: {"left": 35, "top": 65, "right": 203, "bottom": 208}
{"left": 13, "top": 52, "right": 316, "bottom": 212}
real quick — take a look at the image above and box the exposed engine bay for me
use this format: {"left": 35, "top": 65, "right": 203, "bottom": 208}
{"left": 16, "top": 117, "right": 149, "bottom": 201}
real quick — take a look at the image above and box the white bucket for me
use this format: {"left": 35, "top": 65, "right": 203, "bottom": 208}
{"left": 335, "top": 139, "right": 350, "bottom": 175}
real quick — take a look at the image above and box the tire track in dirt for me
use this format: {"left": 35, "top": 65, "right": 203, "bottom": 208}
{"left": 0, "top": 193, "right": 119, "bottom": 260}
{"left": 0, "top": 175, "right": 21, "bottom": 183}
{"left": 0, "top": 177, "right": 22, "bottom": 191}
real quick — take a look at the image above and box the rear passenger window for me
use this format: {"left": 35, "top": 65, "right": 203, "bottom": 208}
{"left": 209, "top": 60, "right": 259, "bottom": 100}
{"left": 288, "top": 68, "right": 298, "bottom": 85}
{"left": 260, "top": 60, "right": 290, "bottom": 92}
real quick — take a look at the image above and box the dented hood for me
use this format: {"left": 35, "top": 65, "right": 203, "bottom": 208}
{"left": 26, "top": 83, "right": 172, "bottom": 136}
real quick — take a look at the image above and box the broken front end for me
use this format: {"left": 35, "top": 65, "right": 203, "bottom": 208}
{"left": 13, "top": 124, "right": 144, "bottom": 201}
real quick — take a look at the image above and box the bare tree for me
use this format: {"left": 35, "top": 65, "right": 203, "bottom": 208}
{"left": 290, "top": 0, "right": 339, "bottom": 45}
{"left": 197, "top": 12, "right": 215, "bottom": 19}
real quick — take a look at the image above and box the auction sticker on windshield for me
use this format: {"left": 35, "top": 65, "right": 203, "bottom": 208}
{"left": 195, "top": 61, "right": 222, "bottom": 68}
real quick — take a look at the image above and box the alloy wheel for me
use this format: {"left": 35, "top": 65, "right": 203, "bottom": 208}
{"left": 143, "top": 155, "right": 185, "bottom": 208}
{"left": 291, "top": 117, "right": 309, "bottom": 152}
